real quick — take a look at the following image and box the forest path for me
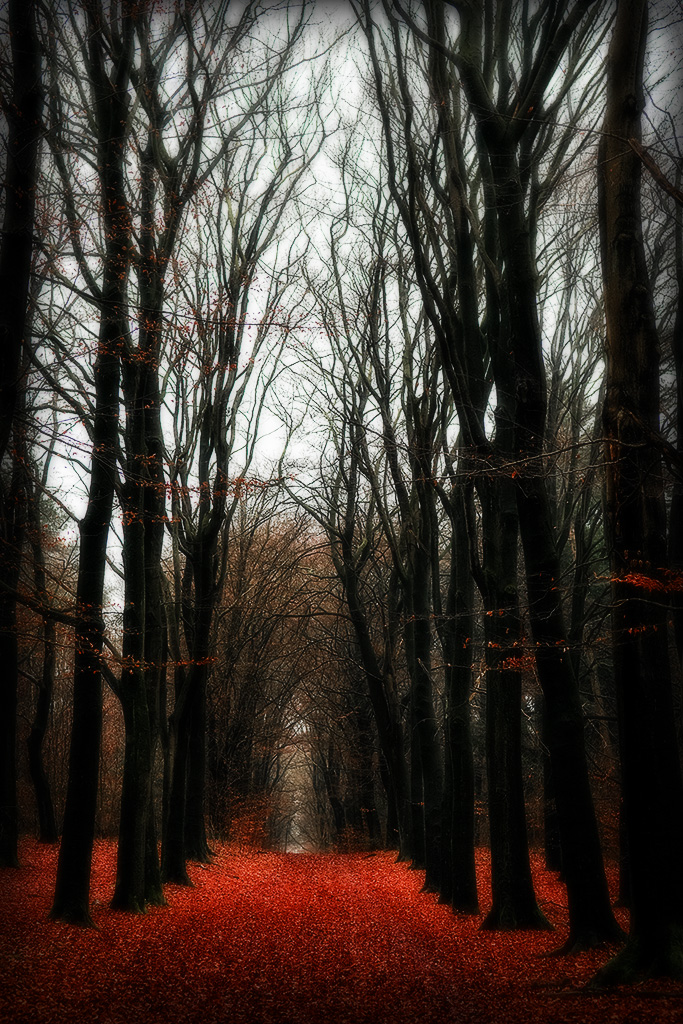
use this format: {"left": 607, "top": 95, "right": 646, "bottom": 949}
{"left": 1, "top": 839, "right": 678, "bottom": 1024}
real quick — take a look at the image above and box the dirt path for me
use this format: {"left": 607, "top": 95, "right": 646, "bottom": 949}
{"left": 1, "top": 839, "right": 680, "bottom": 1023}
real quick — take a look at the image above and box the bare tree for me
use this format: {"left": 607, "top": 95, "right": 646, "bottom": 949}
{"left": 358, "top": 0, "right": 621, "bottom": 949}
{"left": 0, "top": 0, "right": 43, "bottom": 870}
{"left": 597, "top": 0, "right": 683, "bottom": 984}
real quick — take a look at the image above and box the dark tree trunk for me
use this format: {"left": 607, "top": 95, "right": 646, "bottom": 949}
{"left": 182, "top": 546, "right": 216, "bottom": 864}
{"left": 113, "top": 131, "right": 174, "bottom": 908}
{"left": 486, "top": 137, "right": 622, "bottom": 952}
{"left": 26, "top": 623, "right": 58, "bottom": 845}
{"left": 27, "top": 674, "right": 58, "bottom": 845}
{"left": 594, "top": 0, "right": 683, "bottom": 984}
{"left": 439, "top": 483, "right": 478, "bottom": 913}
{"left": 50, "top": 17, "right": 132, "bottom": 922}
{"left": 445, "top": 615, "right": 477, "bottom": 911}
{"left": 405, "top": 489, "right": 443, "bottom": 890}
{"left": 514, "top": 471, "right": 622, "bottom": 950}
{"left": 162, "top": 700, "right": 192, "bottom": 885}
{"left": 668, "top": 166, "right": 683, "bottom": 681}
{"left": 49, "top": 318, "right": 120, "bottom": 924}
{"left": 0, "top": 0, "right": 42, "bottom": 463}
{"left": 541, "top": 701, "right": 562, "bottom": 873}
{"left": 111, "top": 684, "right": 152, "bottom": 912}
{"left": 380, "top": 757, "right": 400, "bottom": 851}
{"left": 0, "top": 451, "right": 26, "bottom": 867}
{"left": 341, "top": 560, "right": 411, "bottom": 860}
{"left": 163, "top": 546, "right": 216, "bottom": 877}
{"left": 0, "top": 0, "right": 41, "bottom": 868}
{"left": 184, "top": 668, "right": 212, "bottom": 862}
{"left": 418, "top": 0, "right": 624, "bottom": 952}
{"left": 409, "top": 720, "right": 425, "bottom": 870}
{"left": 142, "top": 559, "right": 165, "bottom": 906}
{"left": 111, "top": 503, "right": 153, "bottom": 912}
{"left": 25, "top": 476, "right": 58, "bottom": 844}
{"left": 480, "top": 478, "right": 549, "bottom": 931}
{"left": 113, "top": 342, "right": 167, "bottom": 910}
{"left": 356, "top": 705, "right": 382, "bottom": 849}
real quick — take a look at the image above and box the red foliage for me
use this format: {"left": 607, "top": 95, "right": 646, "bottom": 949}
{"left": 1, "top": 840, "right": 681, "bottom": 1023}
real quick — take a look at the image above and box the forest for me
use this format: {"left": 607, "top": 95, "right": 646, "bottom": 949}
{"left": 1, "top": 0, "right": 683, "bottom": 1018}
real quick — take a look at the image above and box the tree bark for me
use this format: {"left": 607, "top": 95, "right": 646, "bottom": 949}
{"left": 479, "top": 473, "right": 550, "bottom": 931}
{"left": 0, "top": 447, "right": 26, "bottom": 867}
{"left": 26, "top": 477, "right": 58, "bottom": 844}
{"left": 404, "top": 482, "right": 443, "bottom": 890}
{"left": 0, "top": 0, "right": 42, "bottom": 463}
{"left": 485, "top": 131, "right": 622, "bottom": 953}
{"left": 594, "top": 0, "right": 683, "bottom": 984}
{"left": 439, "top": 485, "right": 478, "bottom": 913}
{"left": 0, "top": 0, "right": 41, "bottom": 868}
{"left": 50, "top": 12, "right": 132, "bottom": 923}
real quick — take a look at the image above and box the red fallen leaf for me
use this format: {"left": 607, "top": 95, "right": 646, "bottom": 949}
{"left": 1, "top": 840, "right": 681, "bottom": 1024}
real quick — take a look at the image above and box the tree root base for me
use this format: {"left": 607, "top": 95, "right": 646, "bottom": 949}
{"left": 587, "top": 930, "right": 683, "bottom": 988}
{"left": 481, "top": 905, "right": 553, "bottom": 931}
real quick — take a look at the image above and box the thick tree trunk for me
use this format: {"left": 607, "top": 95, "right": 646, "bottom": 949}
{"left": 163, "top": 545, "right": 216, "bottom": 876}
{"left": 50, "top": 21, "right": 132, "bottom": 919}
{"left": 111, "top": 689, "right": 152, "bottom": 912}
{"left": 27, "top": 630, "right": 58, "bottom": 844}
{"left": 408, "top": 721, "right": 425, "bottom": 870}
{"left": 0, "top": 0, "right": 42, "bottom": 463}
{"left": 485, "top": 137, "right": 623, "bottom": 951}
{"left": 185, "top": 668, "right": 212, "bottom": 862}
{"left": 446, "top": 493, "right": 479, "bottom": 913}
{"left": 162, "top": 702, "right": 192, "bottom": 885}
{"left": 0, "top": 0, "right": 41, "bottom": 867}
{"left": 49, "top": 318, "right": 120, "bottom": 924}
{"left": 113, "top": 344, "right": 167, "bottom": 910}
{"left": 480, "top": 478, "right": 549, "bottom": 931}
{"left": 594, "top": 0, "right": 683, "bottom": 984}
{"left": 514, "top": 474, "right": 622, "bottom": 950}
{"left": 142, "top": 567, "right": 165, "bottom": 906}
{"left": 441, "top": 492, "right": 478, "bottom": 913}
{"left": 541, "top": 701, "right": 562, "bottom": 873}
{"left": 0, "top": 453, "right": 26, "bottom": 867}
{"left": 111, "top": 509, "right": 153, "bottom": 912}
{"left": 405, "top": 494, "right": 443, "bottom": 890}
{"left": 25, "top": 478, "right": 58, "bottom": 844}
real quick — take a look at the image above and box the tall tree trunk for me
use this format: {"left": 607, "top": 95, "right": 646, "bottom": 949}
{"left": 111, "top": 503, "right": 152, "bottom": 912}
{"left": 0, "top": 0, "right": 42, "bottom": 463}
{"left": 0, "top": 0, "right": 41, "bottom": 867}
{"left": 480, "top": 477, "right": 549, "bottom": 930}
{"left": 594, "top": 0, "right": 683, "bottom": 984}
{"left": 541, "top": 700, "right": 562, "bottom": 873}
{"left": 184, "top": 667, "right": 212, "bottom": 862}
{"left": 0, "top": 445, "right": 26, "bottom": 867}
{"left": 668, "top": 170, "right": 683, "bottom": 668}
{"left": 340, "top": 560, "right": 411, "bottom": 860}
{"left": 50, "top": 17, "right": 132, "bottom": 920}
{"left": 405, "top": 485, "right": 443, "bottom": 891}
{"left": 441, "top": 486, "right": 478, "bottom": 913}
{"left": 162, "top": 696, "right": 192, "bottom": 885}
{"left": 26, "top": 478, "right": 58, "bottom": 844}
{"left": 488, "top": 137, "right": 623, "bottom": 952}
{"left": 49, "top": 324, "right": 120, "bottom": 922}
{"left": 49, "top": 333, "right": 120, "bottom": 921}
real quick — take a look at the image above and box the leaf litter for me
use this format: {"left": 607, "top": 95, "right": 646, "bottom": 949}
{"left": 1, "top": 840, "right": 681, "bottom": 1023}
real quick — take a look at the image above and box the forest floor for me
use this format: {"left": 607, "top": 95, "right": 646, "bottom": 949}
{"left": 1, "top": 839, "right": 682, "bottom": 1024}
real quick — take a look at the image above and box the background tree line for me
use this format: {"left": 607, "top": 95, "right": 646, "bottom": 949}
{"left": 1, "top": 0, "right": 682, "bottom": 986}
